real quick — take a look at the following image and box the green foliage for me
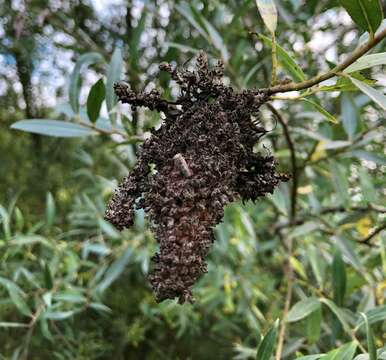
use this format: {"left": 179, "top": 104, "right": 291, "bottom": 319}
{"left": 87, "top": 79, "right": 106, "bottom": 124}
{"left": 1, "top": 0, "right": 385, "bottom": 358}
{"left": 258, "top": 34, "right": 306, "bottom": 82}
{"left": 255, "top": 319, "right": 279, "bottom": 360}
{"left": 10, "top": 120, "right": 95, "bottom": 137}
{"left": 339, "top": 0, "right": 383, "bottom": 35}
{"left": 69, "top": 52, "right": 105, "bottom": 114}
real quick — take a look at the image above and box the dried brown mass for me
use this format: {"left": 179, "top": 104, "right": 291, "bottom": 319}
{"left": 105, "top": 51, "right": 289, "bottom": 303}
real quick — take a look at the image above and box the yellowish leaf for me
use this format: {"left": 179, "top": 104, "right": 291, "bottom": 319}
{"left": 223, "top": 273, "right": 235, "bottom": 294}
{"left": 311, "top": 140, "right": 327, "bottom": 162}
{"left": 256, "top": 0, "right": 278, "bottom": 33}
{"left": 229, "top": 237, "right": 239, "bottom": 245}
{"left": 290, "top": 256, "right": 308, "bottom": 280}
{"left": 339, "top": 223, "right": 356, "bottom": 231}
{"left": 376, "top": 281, "right": 386, "bottom": 304}
{"left": 223, "top": 273, "right": 235, "bottom": 313}
{"left": 356, "top": 217, "right": 372, "bottom": 238}
{"left": 298, "top": 185, "right": 313, "bottom": 194}
{"left": 223, "top": 296, "right": 235, "bottom": 314}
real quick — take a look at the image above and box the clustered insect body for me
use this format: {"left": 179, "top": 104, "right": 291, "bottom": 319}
{"left": 105, "top": 51, "right": 288, "bottom": 303}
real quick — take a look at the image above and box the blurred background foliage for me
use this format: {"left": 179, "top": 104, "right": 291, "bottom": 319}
{"left": 0, "top": 0, "right": 385, "bottom": 359}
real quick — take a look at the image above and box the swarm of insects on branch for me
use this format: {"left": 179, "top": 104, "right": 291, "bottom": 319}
{"left": 105, "top": 51, "right": 289, "bottom": 304}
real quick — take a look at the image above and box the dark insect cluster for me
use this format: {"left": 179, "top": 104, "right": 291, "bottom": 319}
{"left": 105, "top": 51, "right": 288, "bottom": 304}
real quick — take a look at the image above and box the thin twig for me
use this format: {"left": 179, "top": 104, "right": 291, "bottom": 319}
{"left": 275, "top": 237, "right": 294, "bottom": 360}
{"left": 260, "top": 27, "right": 386, "bottom": 94}
{"left": 273, "top": 205, "right": 386, "bottom": 232}
{"left": 270, "top": 31, "right": 278, "bottom": 85}
{"left": 321, "top": 204, "right": 386, "bottom": 214}
{"left": 298, "top": 120, "right": 383, "bottom": 172}
{"left": 74, "top": 116, "right": 132, "bottom": 139}
{"left": 20, "top": 304, "right": 45, "bottom": 360}
{"left": 361, "top": 223, "right": 386, "bottom": 246}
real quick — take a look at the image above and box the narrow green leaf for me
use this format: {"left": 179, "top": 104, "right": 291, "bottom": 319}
{"left": 0, "top": 206, "right": 11, "bottom": 240}
{"left": 287, "top": 297, "right": 321, "bottom": 323}
{"left": 129, "top": 10, "right": 147, "bottom": 63}
{"left": 358, "top": 168, "right": 377, "bottom": 203}
{"left": 0, "top": 277, "right": 31, "bottom": 316}
{"left": 320, "top": 78, "right": 358, "bottom": 92}
{"left": 53, "top": 291, "right": 86, "bottom": 303}
{"left": 11, "top": 120, "right": 95, "bottom": 137}
{"left": 308, "top": 245, "right": 325, "bottom": 288}
{"left": 240, "top": 211, "right": 256, "bottom": 242}
{"left": 106, "top": 48, "right": 123, "bottom": 121}
{"left": 339, "top": 0, "right": 383, "bottom": 34}
{"left": 350, "top": 77, "right": 386, "bottom": 110}
{"left": 341, "top": 94, "right": 358, "bottom": 140}
{"left": 200, "top": 17, "right": 229, "bottom": 61}
{"left": 320, "top": 73, "right": 376, "bottom": 92}
{"left": 256, "top": 319, "right": 279, "bottom": 360}
{"left": 244, "top": 63, "right": 263, "bottom": 86}
{"left": 0, "top": 322, "right": 29, "bottom": 328}
{"left": 43, "top": 263, "right": 53, "bottom": 290}
{"left": 320, "top": 341, "right": 357, "bottom": 360}
{"left": 351, "top": 150, "right": 386, "bottom": 166}
{"left": 8, "top": 286, "right": 32, "bottom": 317}
{"left": 333, "top": 236, "right": 362, "bottom": 271}
{"left": 39, "top": 317, "right": 53, "bottom": 340}
{"left": 89, "top": 302, "right": 112, "bottom": 313}
{"left": 175, "top": 3, "right": 209, "bottom": 40}
{"left": 176, "top": 3, "right": 228, "bottom": 61}
{"left": 43, "top": 310, "right": 76, "bottom": 320}
{"left": 82, "top": 243, "right": 111, "bottom": 258}
{"left": 319, "top": 298, "right": 352, "bottom": 333}
{"left": 259, "top": 34, "right": 306, "bottom": 82}
{"left": 301, "top": 99, "right": 338, "bottom": 124}
{"left": 69, "top": 52, "right": 104, "bottom": 113}
{"left": 330, "top": 162, "right": 350, "bottom": 207}
{"left": 165, "top": 42, "right": 200, "bottom": 55}
{"left": 97, "top": 246, "right": 132, "bottom": 292}
{"left": 332, "top": 249, "right": 346, "bottom": 306}
{"left": 268, "top": 186, "right": 289, "bottom": 215}
{"left": 296, "top": 355, "right": 325, "bottom": 360}
{"left": 356, "top": 305, "right": 386, "bottom": 329}
{"left": 87, "top": 78, "right": 105, "bottom": 123}
{"left": 322, "top": 140, "right": 351, "bottom": 150}
{"left": 256, "top": 0, "right": 278, "bottom": 33}
{"left": 45, "top": 192, "right": 55, "bottom": 228}
{"left": 306, "top": 307, "right": 322, "bottom": 344}
{"left": 14, "top": 207, "right": 24, "bottom": 232}
{"left": 290, "top": 256, "right": 308, "bottom": 280}
{"left": 360, "top": 313, "right": 376, "bottom": 360}
{"left": 345, "top": 52, "right": 386, "bottom": 73}
{"left": 97, "top": 218, "right": 120, "bottom": 239}
{"left": 42, "top": 292, "right": 52, "bottom": 307}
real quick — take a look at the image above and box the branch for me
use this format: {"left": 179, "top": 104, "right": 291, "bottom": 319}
{"left": 361, "top": 223, "right": 386, "bottom": 246}
{"left": 267, "top": 104, "right": 298, "bottom": 220}
{"left": 273, "top": 205, "right": 386, "bottom": 232}
{"left": 73, "top": 115, "right": 134, "bottom": 139}
{"left": 270, "top": 32, "right": 278, "bottom": 85}
{"left": 261, "top": 27, "right": 386, "bottom": 95}
{"left": 298, "top": 120, "right": 383, "bottom": 171}
{"left": 320, "top": 204, "right": 386, "bottom": 214}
